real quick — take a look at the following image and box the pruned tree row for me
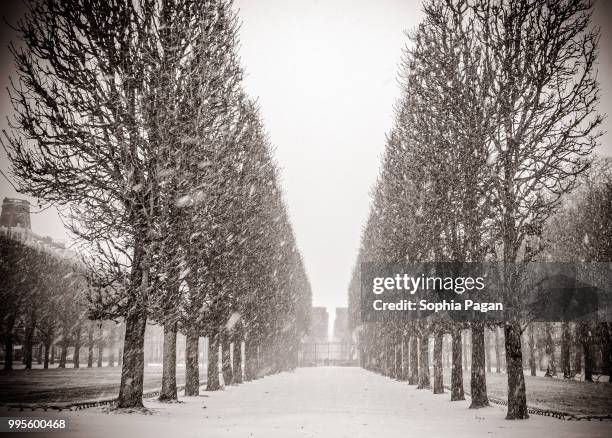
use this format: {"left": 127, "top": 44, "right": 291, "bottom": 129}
{"left": 348, "top": 0, "right": 605, "bottom": 420}
{"left": 2, "top": 0, "right": 311, "bottom": 408}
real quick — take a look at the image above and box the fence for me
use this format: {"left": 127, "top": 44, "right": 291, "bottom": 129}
{"left": 299, "top": 342, "right": 356, "bottom": 366}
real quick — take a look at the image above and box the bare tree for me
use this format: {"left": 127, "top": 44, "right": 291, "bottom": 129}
{"left": 465, "top": 0, "right": 603, "bottom": 419}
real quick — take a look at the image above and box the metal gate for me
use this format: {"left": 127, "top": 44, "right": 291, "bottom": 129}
{"left": 299, "top": 342, "right": 356, "bottom": 366}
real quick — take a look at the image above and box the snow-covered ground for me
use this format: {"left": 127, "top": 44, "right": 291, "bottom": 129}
{"left": 0, "top": 364, "right": 207, "bottom": 404}
{"left": 442, "top": 370, "right": 612, "bottom": 416}
{"left": 4, "top": 367, "right": 609, "bottom": 438}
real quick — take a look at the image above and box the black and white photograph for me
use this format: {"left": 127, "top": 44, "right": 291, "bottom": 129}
{"left": 0, "top": 0, "right": 611, "bottom": 437}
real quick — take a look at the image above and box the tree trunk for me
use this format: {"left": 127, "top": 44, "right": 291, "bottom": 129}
{"left": 444, "top": 336, "right": 451, "bottom": 369}
{"left": 394, "top": 343, "right": 402, "bottom": 380}
{"left": 73, "top": 346, "right": 80, "bottom": 369}
{"left": 573, "top": 323, "right": 582, "bottom": 374}
{"left": 232, "top": 339, "right": 243, "bottom": 384}
{"left": 159, "top": 321, "right": 178, "bottom": 401}
{"left": 462, "top": 330, "right": 469, "bottom": 371}
{"left": 36, "top": 344, "right": 43, "bottom": 365}
{"left": 115, "top": 237, "right": 150, "bottom": 409}
{"left": 380, "top": 342, "right": 388, "bottom": 376}
{"left": 261, "top": 342, "right": 273, "bottom": 376}
{"left": 244, "top": 340, "right": 258, "bottom": 381}
{"left": 262, "top": 343, "right": 270, "bottom": 374}
{"left": 3, "top": 334, "right": 13, "bottom": 370}
{"left": 385, "top": 341, "right": 394, "bottom": 377}
{"left": 259, "top": 342, "right": 268, "bottom": 375}
{"left": 433, "top": 331, "right": 444, "bottom": 394}
{"left": 495, "top": 327, "right": 501, "bottom": 373}
{"left": 561, "top": 322, "right": 571, "bottom": 378}
{"left": 87, "top": 323, "right": 94, "bottom": 368}
{"left": 221, "top": 334, "right": 233, "bottom": 386}
{"left": 417, "top": 334, "right": 430, "bottom": 389}
{"left": 108, "top": 324, "right": 116, "bottom": 367}
{"left": 399, "top": 337, "right": 409, "bottom": 381}
{"left": 358, "top": 344, "right": 365, "bottom": 368}
{"left": 599, "top": 322, "right": 611, "bottom": 382}
{"left": 50, "top": 344, "right": 55, "bottom": 365}
{"left": 287, "top": 333, "right": 298, "bottom": 371}
{"left": 260, "top": 342, "right": 269, "bottom": 375}
{"left": 116, "top": 302, "right": 148, "bottom": 408}
{"left": 97, "top": 344, "right": 103, "bottom": 367}
{"left": 382, "top": 342, "right": 389, "bottom": 377}
{"left": 73, "top": 322, "right": 81, "bottom": 369}
{"left": 544, "top": 323, "right": 556, "bottom": 376}
{"left": 408, "top": 336, "right": 419, "bottom": 385}
{"left": 59, "top": 343, "right": 67, "bottom": 368}
{"left": 96, "top": 323, "right": 104, "bottom": 367}
{"left": 504, "top": 322, "right": 528, "bottom": 419}
{"left": 451, "top": 327, "right": 464, "bottom": 401}
{"left": 207, "top": 332, "right": 221, "bottom": 390}
{"left": 528, "top": 324, "right": 537, "bottom": 376}
{"left": 521, "top": 329, "right": 530, "bottom": 370}
{"left": 268, "top": 340, "right": 279, "bottom": 374}
{"left": 185, "top": 332, "right": 200, "bottom": 395}
{"left": 43, "top": 342, "right": 50, "bottom": 369}
{"left": 537, "top": 343, "right": 544, "bottom": 372}
{"left": 24, "top": 319, "right": 35, "bottom": 370}
{"left": 469, "top": 323, "right": 489, "bottom": 408}
{"left": 485, "top": 329, "right": 491, "bottom": 373}
{"left": 387, "top": 342, "right": 393, "bottom": 377}
{"left": 390, "top": 342, "right": 397, "bottom": 378}
{"left": 583, "top": 340, "right": 593, "bottom": 382}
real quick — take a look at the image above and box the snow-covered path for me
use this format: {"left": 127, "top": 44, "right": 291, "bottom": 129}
{"left": 19, "top": 367, "right": 611, "bottom": 437}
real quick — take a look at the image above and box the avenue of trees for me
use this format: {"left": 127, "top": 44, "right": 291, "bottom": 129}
{"left": 0, "top": 228, "right": 90, "bottom": 371}
{"left": 0, "top": 227, "right": 126, "bottom": 372}
{"left": 348, "top": 0, "right": 607, "bottom": 420}
{"left": 2, "top": 0, "right": 312, "bottom": 408}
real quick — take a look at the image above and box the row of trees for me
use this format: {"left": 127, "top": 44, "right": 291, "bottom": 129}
{"left": 3, "top": 0, "right": 311, "bottom": 407}
{"left": 523, "top": 321, "right": 611, "bottom": 381}
{"left": 0, "top": 228, "right": 92, "bottom": 370}
{"left": 348, "top": 0, "right": 605, "bottom": 420}
{"left": 351, "top": 320, "right": 610, "bottom": 379}
{"left": 542, "top": 158, "right": 612, "bottom": 381}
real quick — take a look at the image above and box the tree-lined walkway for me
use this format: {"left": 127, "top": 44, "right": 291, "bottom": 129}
{"left": 3, "top": 367, "right": 608, "bottom": 438}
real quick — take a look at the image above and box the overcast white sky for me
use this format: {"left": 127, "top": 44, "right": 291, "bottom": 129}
{"left": 1, "top": 0, "right": 611, "bottom": 317}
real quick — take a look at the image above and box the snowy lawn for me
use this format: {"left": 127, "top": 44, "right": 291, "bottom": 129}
{"left": 443, "top": 370, "right": 612, "bottom": 416}
{"left": 2, "top": 367, "right": 609, "bottom": 438}
{"left": 0, "top": 364, "right": 207, "bottom": 404}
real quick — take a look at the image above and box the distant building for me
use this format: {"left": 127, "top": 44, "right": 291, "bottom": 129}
{"left": 0, "top": 197, "right": 31, "bottom": 229}
{"left": 0, "top": 197, "right": 67, "bottom": 253}
{"left": 309, "top": 306, "right": 329, "bottom": 343}
{"left": 300, "top": 307, "right": 356, "bottom": 366}
{"left": 332, "top": 307, "right": 350, "bottom": 343}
